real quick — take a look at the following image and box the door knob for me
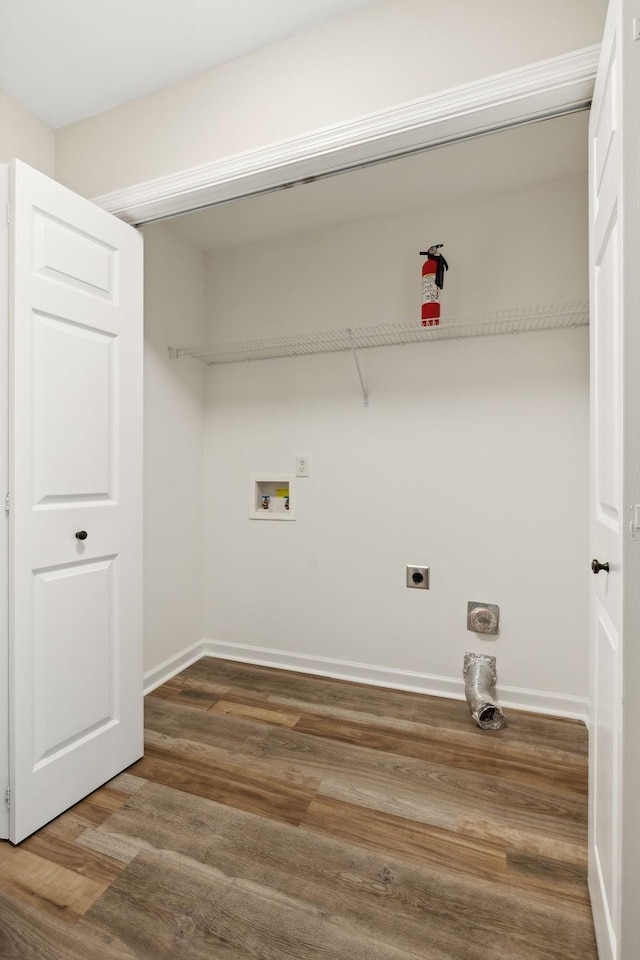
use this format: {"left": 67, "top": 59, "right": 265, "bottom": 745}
{"left": 591, "top": 558, "right": 609, "bottom": 574}
{"left": 75, "top": 530, "right": 88, "bottom": 541}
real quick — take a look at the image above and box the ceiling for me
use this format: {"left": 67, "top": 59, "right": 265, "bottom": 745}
{"left": 0, "top": 0, "right": 380, "bottom": 129}
{"left": 169, "top": 111, "right": 589, "bottom": 251}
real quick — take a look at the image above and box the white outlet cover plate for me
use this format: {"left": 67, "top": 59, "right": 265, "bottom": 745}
{"left": 296, "top": 456, "right": 310, "bottom": 477}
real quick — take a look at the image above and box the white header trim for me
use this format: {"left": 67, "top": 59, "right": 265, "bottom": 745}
{"left": 94, "top": 45, "right": 599, "bottom": 226}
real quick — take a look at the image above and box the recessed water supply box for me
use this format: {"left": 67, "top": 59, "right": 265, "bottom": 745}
{"left": 250, "top": 476, "right": 296, "bottom": 520}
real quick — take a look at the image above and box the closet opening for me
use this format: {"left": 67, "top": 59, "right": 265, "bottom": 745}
{"left": 140, "top": 108, "right": 589, "bottom": 719}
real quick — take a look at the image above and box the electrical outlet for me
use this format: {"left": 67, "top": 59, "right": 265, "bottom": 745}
{"left": 406, "top": 565, "right": 429, "bottom": 589}
{"left": 296, "top": 456, "right": 310, "bottom": 477}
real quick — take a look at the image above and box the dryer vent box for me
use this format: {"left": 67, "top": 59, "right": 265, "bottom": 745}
{"left": 467, "top": 602, "right": 500, "bottom": 635}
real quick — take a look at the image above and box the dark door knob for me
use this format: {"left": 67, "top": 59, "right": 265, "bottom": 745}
{"left": 75, "top": 531, "right": 88, "bottom": 541}
{"left": 591, "top": 558, "right": 609, "bottom": 574}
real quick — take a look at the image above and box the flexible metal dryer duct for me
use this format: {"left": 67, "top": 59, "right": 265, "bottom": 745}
{"left": 463, "top": 653, "right": 506, "bottom": 730}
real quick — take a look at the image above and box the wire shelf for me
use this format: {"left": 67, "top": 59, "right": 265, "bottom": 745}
{"left": 171, "top": 301, "right": 589, "bottom": 366}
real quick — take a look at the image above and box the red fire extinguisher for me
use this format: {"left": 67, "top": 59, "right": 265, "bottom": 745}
{"left": 419, "top": 244, "right": 448, "bottom": 326}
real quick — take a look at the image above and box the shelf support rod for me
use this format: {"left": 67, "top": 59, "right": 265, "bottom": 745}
{"left": 347, "top": 329, "right": 369, "bottom": 407}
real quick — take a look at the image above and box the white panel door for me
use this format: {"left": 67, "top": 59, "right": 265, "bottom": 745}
{"left": 8, "top": 160, "right": 143, "bottom": 843}
{"left": 589, "top": 3, "right": 640, "bottom": 958}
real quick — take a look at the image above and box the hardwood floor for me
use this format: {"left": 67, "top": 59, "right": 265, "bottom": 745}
{"left": 0, "top": 658, "right": 598, "bottom": 959}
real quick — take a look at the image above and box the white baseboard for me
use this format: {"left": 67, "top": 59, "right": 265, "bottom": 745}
{"left": 143, "top": 639, "right": 208, "bottom": 695}
{"left": 496, "top": 684, "right": 587, "bottom": 722}
{"left": 143, "top": 637, "right": 587, "bottom": 722}
{"left": 201, "top": 638, "right": 588, "bottom": 723}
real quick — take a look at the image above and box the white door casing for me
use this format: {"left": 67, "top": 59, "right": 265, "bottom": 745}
{"left": 589, "top": 2, "right": 640, "bottom": 958}
{"left": 0, "top": 166, "right": 9, "bottom": 840}
{"left": 8, "top": 160, "right": 143, "bottom": 843}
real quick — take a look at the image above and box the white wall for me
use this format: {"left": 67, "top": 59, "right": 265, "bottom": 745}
{"left": 54, "top": 0, "right": 606, "bottom": 198}
{"left": 206, "top": 173, "right": 588, "bottom": 337}
{"left": 0, "top": 88, "right": 55, "bottom": 175}
{"left": 142, "top": 222, "right": 206, "bottom": 676}
{"left": 202, "top": 173, "right": 589, "bottom": 709}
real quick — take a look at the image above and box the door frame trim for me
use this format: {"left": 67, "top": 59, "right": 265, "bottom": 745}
{"left": 0, "top": 165, "right": 10, "bottom": 840}
{"left": 92, "top": 44, "right": 599, "bottom": 225}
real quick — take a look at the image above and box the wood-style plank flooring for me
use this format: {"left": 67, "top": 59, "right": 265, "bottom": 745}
{"left": 0, "top": 658, "right": 598, "bottom": 959}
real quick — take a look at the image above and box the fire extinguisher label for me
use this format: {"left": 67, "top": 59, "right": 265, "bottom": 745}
{"left": 422, "top": 275, "right": 439, "bottom": 303}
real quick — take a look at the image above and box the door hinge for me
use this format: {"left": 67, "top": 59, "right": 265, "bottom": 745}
{"left": 630, "top": 505, "right": 640, "bottom": 541}
{"left": 4, "top": 492, "right": 8, "bottom": 516}
{"left": 4, "top": 787, "right": 10, "bottom": 810}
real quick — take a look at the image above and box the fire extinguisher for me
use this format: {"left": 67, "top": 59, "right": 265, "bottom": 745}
{"left": 419, "top": 244, "right": 449, "bottom": 326}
